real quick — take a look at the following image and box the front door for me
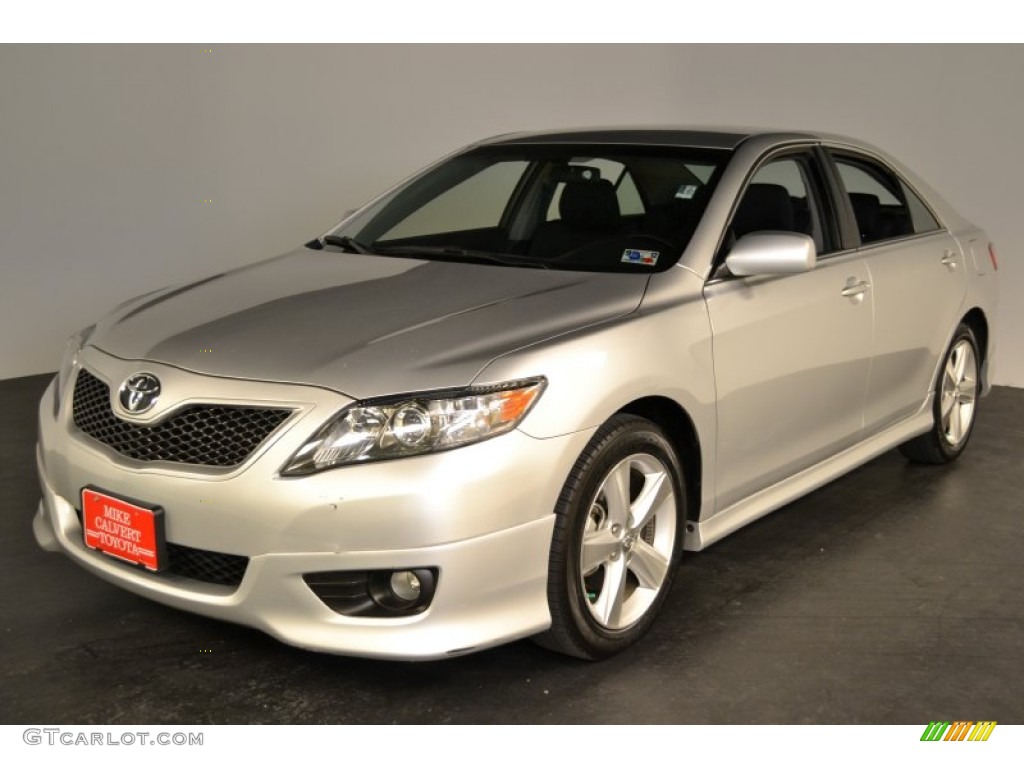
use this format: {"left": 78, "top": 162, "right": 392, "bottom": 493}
{"left": 704, "top": 151, "right": 874, "bottom": 510}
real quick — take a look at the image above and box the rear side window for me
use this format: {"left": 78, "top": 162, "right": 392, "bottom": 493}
{"left": 831, "top": 153, "right": 940, "bottom": 244}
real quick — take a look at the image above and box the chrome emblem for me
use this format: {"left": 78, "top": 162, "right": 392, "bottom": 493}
{"left": 118, "top": 373, "right": 161, "bottom": 414}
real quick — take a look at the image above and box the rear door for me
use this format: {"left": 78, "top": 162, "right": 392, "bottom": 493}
{"left": 705, "top": 149, "right": 874, "bottom": 510}
{"left": 827, "top": 150, "right": 968, "bottom": 433}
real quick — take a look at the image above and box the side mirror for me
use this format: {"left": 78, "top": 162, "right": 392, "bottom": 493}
{"left": 725, "top": 232, "right": 816, "bottom": 277}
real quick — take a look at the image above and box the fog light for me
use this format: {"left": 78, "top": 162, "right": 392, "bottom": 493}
{"left": 305, "top": 568, "right": 438, "bottom": 617}
{"left": 389, "top": 570, "right": 421, "bottom": 602}
{"left": 366, "top": 567, "right": 438, "bottom": 615}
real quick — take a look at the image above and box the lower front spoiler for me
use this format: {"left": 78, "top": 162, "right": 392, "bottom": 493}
{"left": 34, "top": 452, "right": 556, "bottom": 660}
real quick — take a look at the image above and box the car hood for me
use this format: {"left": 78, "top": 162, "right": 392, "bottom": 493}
{"left": 90, "top": 248, "right": 649, "bottom": 398}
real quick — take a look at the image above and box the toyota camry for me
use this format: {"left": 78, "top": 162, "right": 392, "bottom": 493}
{"left": 34, "top": 127, "right": 999, "bottom": 660}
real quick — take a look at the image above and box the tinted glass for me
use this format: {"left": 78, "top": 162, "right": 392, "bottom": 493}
{"left": 833, "top": 154, "right": 916, "bottom": 244}
{"left": 900, "top": 180, "right": 941, "bottom": 233}
{"left": 731, "top": 153, "right": 833, "bottom": 255}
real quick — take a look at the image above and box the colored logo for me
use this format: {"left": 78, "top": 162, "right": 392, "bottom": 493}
{"left": 920, "top": 721, "right": 997, "bottom": 741}
{"left": 118, "top": 373, "right": 162, "bottom": 414}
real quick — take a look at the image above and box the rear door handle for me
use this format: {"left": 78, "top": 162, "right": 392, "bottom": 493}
{"left": 941, "top": 250, "right": 959, "bottom": 269}
{"left": 841, "top": 280, "right": 871, "bottom": 298}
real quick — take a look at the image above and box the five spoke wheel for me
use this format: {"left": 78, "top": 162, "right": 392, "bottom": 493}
{"left": 580, "top": 453, "right": 676, "bottom": 630}
{"left": 900, "top": 322, "right": 981, "bottom": 464}
{"left": 939, "top": 339, "right": 978, "bottom": 448}
{"left": 538, "top": 415, "right": 685, "bottom": 659}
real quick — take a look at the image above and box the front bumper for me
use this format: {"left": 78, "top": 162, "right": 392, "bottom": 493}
{"left": 34, "top": 353, "right": 594, "bottom": 659}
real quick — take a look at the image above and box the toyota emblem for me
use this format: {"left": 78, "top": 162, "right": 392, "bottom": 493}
{"left": 118, "top": 373, "right": 162, "bottom": 414}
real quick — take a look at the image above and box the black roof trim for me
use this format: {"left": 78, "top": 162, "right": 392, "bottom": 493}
{"left": 482, "top": 128, "right": 754, "bottom": 150}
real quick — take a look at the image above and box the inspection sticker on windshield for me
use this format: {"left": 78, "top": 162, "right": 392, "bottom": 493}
{"left": 675, "top": 183, "right": 699, "bottom": 200}
{"left": 622, "top": 249, "right": 660, "bottom": 266}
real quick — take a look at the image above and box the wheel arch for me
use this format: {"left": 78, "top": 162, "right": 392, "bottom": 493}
{"left": 615, "top": 396, "right": 702, "bottom": 526}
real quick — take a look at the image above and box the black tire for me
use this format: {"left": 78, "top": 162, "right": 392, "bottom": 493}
{"left": 535, "top": 414, "right": 686, "bottom": 660}
{"left": 899, "top": 323, "right": 981, "bottom": 465}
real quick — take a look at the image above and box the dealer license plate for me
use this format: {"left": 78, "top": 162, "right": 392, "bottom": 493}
{"left": 81, "top": 487, "right": 166, "bottom": 571}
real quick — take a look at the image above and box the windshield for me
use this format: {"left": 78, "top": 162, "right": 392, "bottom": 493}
{"left": 326, "top": 144, "right": 730, "bottom": 273}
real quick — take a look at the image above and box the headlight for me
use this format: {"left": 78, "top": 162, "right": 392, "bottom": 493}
{"left": 282, "top": 378, "right": 545, "bottom": 475}
{"left": 53, "top": 324, "right": 96, "bottom": 417}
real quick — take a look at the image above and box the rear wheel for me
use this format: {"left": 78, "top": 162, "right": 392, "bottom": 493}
{"left": 899, "top": 323, "right": 980, "bottom": 464}
{"left": 536, "top": 415, "right": 685, "bottom": 659}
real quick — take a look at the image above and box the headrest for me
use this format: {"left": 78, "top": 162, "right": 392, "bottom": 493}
{"left": 559, "top": 179, "right": 621, "bottom": 230}
{"left": 733, "top": 183, "right": 794, "bottom": 237}
{"left": 849, "top": 192, "right": 881, "bottom": 242}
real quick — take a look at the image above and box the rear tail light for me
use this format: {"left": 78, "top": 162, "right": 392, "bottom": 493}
{"left": 988, "top": 243, "right": 999, "bottom": 271}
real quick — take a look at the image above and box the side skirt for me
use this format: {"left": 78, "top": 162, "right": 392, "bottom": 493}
{"left": 684, "top": 407, "right": 933, "bottom": 551}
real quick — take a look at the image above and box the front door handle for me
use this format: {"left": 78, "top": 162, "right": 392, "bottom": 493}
{"left": 841, "top": 280, "right": 871, "bottom": 298}
{"left": 941, "top": 250, "right": 959, "bottom": 269}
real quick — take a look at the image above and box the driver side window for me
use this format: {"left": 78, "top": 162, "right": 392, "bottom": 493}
{"left": 734, "top": 155, "right": 829, "bottom": 254}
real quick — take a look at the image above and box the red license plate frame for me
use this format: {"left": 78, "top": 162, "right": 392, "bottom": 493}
{"left": 81, "top": 486, "right": 167, "bottom": 571}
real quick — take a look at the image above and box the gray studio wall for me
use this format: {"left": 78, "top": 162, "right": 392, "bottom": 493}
{"left": 1, "top": 44, "right": 1021, "bottom": 386}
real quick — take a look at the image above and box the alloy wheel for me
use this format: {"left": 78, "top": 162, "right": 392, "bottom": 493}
{"left": 579, "top": 452, "right": 677, "bottom": 631}
{"left": 939, "top": 339, "right": 978, "bottom": 448}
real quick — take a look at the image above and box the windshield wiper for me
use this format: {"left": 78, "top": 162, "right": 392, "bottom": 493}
{"left": 322, "top": 235, "right": 372, "bottom": 254}
{"left": 372, "top": 245, "right": 550, "bottom": 269}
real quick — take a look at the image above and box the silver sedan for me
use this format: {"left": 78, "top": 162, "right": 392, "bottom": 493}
{"left": 34, "top": 127, "right": 999, "bottom": 659}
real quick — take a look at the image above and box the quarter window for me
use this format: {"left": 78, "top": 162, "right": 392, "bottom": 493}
{"left": 901, "top": 180, "right": 941, "bottom": 233}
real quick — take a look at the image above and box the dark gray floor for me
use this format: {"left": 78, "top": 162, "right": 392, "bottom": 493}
{"left": 1, "top": 373, "right": 1021, "bottom": 724}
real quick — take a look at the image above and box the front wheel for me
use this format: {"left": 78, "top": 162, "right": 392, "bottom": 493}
{"left": 899, "top": 323, "right": 981, "bottom": 464}
{"left": 536, "top": 415, "right": 685, "bottom": 660}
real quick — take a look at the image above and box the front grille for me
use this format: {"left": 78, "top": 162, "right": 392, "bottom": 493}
{"left": 74, "top": 509, "right": 249, "bottom": 587}
{"left": 166, "top": 543, "right": 248, "bottom": 587}
{"left": 72, "top": 369, "right": 291, "bottom": 467}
